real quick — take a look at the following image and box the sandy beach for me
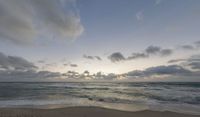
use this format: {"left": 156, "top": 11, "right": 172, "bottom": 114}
{"left": 0, "top": 107, "right": 199, "bottom": 117}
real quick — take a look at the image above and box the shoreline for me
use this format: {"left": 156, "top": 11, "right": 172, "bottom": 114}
{"left": 0, "top": 106, "right": 199, "bottom": 117}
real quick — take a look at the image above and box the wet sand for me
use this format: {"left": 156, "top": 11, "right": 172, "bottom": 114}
{"left": 0, "top": 107, "right": 199, "bottom": 117}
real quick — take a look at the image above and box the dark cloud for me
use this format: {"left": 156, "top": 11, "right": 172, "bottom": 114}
{"left": 168, "top": 54, "right": 200, "bottom": 70}
{"left": 168, "top": 57, "right": 200, "bottom": 64}
{"left": 145, "top": 46, "right": 173, "bottom": 56}
{"left": 0, "top": 0, "right": 84, "bottom": 44}
{"left": 0, "top": 52, "right": 37, "bottom": 71}
{"left": 188, "top": 62, "right": 200, "bottom": 70}
{"left": 126, "top": 65, "right": 191, "bottom": 77}
{"left": 160, "top": 49, "right": 173, "bottom": 56}
{"left": 127, "top": 53, "right": 148, "bottom": 60}
{"left": 184, "top": 55, "right": 200, "bottom": 70}
{"left": 109, "top": 46, "right": 172, "bottom": 62}
{"left": 95, "top": 56, "right": 102, "bottom": 61}
{"left": 70, "top": 64, "right": 78, "bottom": 67}
{"left": 0, "top": 70, "right": 61, "bottom": 81}
{"left": 116, "top": 46, "right": 173, "bottom": 62}
{"left": 194, "top": 41, "right": 200, "bottom": 47}
{"left": 36, "top": 71, "right": 61, "bottom": 78}
{"left": 188, "top": 55, "right": 200, "bottom": 61}
{"left": 83, "top": 55, "right": 94, "bottom": 60}
{"left": 108, "top": 52, "right": 125, "bottom": 62}
{"left": 145, "top": 46, "right": 161, "bottom": 54}
{"left": 178, "top": 45, "right": 195, "bottom": 50}
{"left": 83, "top": 55, "right": 102, "bottom": 61}
{"left": 144, "top": 65, "right": 191, "bottom": 75}
{"left": 0, "top": 52, "right": 62, "bottom": 81}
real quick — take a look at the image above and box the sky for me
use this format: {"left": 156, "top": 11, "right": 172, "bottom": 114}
{"left": 0, "top": 0, "right": 200, "bottom": 82}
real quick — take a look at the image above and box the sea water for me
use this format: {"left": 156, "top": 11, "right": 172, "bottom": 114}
{"left": 0, "top": 82, "right": 199, "bottom": 115}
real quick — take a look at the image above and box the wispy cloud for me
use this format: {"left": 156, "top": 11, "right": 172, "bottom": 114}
{"left": 155, "top": 0, "right": 163, "bottom": 5}
{"left": 136, "top": 10, "right": 144, "bottom": 21}
{"left": 168, "top": 54, "right": 200, "bottom": 70}
{"left": 168, "top": 59, "right": 186, "bottom": 63}
{"left": 127, "top": 53, "right": 148, "bottom": 60}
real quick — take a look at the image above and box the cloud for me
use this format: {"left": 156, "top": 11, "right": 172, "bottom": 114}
{"left": 168, "top": 59, "right": 186, "bottom": 63}
{"left": 37, "top": 60, "right": 45, "bottom": 63}
{"left": 62, "top": 62, "right": 78, "bottom": 67}
{"left": 144, "top": 65, "right": 190, "bottom": 75}
{"left": 63, "top": 63, "right": 68, "bottom": 66}
{"left": 126, "top": 65, "right": 191, "bottom": 78}
{"left": 188, "top": 55, "right": 200, "bottom": 61}
{"left": 145, "top": 46, "right": 161, "bottom": 54}
{"left": 0, "top": 52, "right": 63, "bottom": 81}
{"left": 0, "top": 0, "right": 84, "bottom": 44}
{"left": 188, "top": 62, "right": 200, "bottom": 70}
{"left": 155, "top": 0, "right": 163, "bottom": 5}
{"left": 160, "top": 49, "right": 173, "bottom": 56}
{"left": 177, "top": 45, "right": 195, "bottom": 50}
{"left": 0, "top": 52, "right": 37, "bottom": 71}
{"left": 83, "top": 55, "right": 94, "bottom": 60}
{"left": 185, "top": 55, "right": 200, "bottom": 70}
{"left": 70, "top": 64, "right": 78, "bottom": 67}
{"left": 108, "top": 52, "right": 125, "bottom": 62}
{"left": 95, "top": 56, "right": 102, "bottom": 61}
{"left": 145, "top": 46, "right": 173, "bottom": 56}
{"left": 0, "top": 70, "right": 61, "bottom": 81}
{"left": 36, "top": 71, "right": 61, "bottom": 78}
{"left": 136, "top": 11, "right": 144, "bottom": 21}
{"left": 168, "top": 54, "right": 200, "bottom": 71}
{"left": 127, "top": 53, "right": 148, "bottom": 60}
{"left": 83, "top": 55, "right": 102, "bottom": 61}
{"left": 194, "top": 41, "right": 200, "bottom": 47}
{"left": 108, "top": 46, "right": 172, "bottom": 62}
{"left": 168, "top": 58, "right": 200, "bottom": 64}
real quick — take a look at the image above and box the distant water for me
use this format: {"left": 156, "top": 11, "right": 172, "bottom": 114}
{"left": 0, "top": 82, "right": 200, "bottom": 115}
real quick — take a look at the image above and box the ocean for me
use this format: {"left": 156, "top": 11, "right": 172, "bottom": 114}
{"left": 0, "top": 82, "right": 200, "bottom": 115}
